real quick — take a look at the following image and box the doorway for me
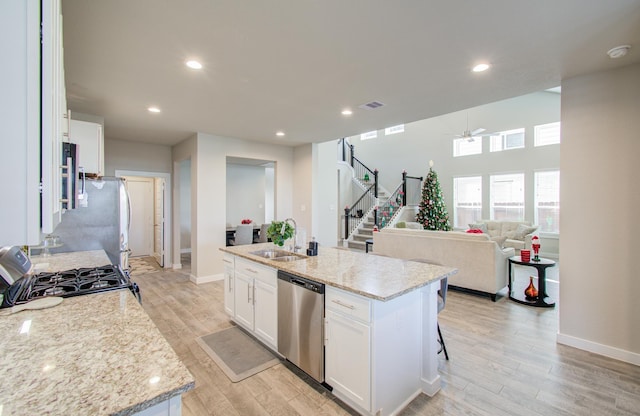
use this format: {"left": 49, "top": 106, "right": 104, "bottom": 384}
{"left": 116, "top": 170, "right": 171, "bottom": 268}
{"left": 126, "top": 176, "right": 154, "bottom": 258}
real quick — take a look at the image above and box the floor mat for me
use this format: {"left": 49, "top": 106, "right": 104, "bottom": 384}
{"left": 196, "top": 326, "right": 280, "bottom": 382}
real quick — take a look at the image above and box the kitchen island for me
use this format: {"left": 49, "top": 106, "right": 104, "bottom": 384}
{"left": 220, "top": 243, "right": 457, "bottom": 416}
{"left": 0, "top": 250, "right": 194, "bottom": 416}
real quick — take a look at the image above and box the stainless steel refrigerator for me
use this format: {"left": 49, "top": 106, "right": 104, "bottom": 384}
{"left": 48, "top": 177, "right": 130, "bottom": 269}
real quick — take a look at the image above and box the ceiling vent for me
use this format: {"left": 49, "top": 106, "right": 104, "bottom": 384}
{"left": 358, "top": 101, "right": 385, "bottom": 110}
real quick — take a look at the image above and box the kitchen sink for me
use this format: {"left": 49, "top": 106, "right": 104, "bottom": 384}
{"left": 250, "top": 249, "right": 306, "bottom": 262}
{"left": 250, "top": 249, "right": 292, "bottom": 258}
{"left": 271, "top": 256, "right": 305, "bottom": 262}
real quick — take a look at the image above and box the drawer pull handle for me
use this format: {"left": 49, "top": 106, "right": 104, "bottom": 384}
{"left": 331, "top": 299, "right": 355, "bottom": 310}
{"left": 223, "top": 259, "right": 232, "bottom": 264}
{"left": 246, "top": 268, "right": 258, "bottom": 274}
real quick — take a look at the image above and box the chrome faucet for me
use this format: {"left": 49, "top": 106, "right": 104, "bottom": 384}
{"left": 282, "top": 218, "right": 299, "bottom": 253}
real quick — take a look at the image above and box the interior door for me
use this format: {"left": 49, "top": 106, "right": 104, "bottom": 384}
{"left": 125, "top": 177, "right": 154, "bottom": 257}
{"left": 153, "top": 178, "right": 165, "bottom": 267}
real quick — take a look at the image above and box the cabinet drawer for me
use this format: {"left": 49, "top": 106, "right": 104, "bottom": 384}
{"left": 222, "top": 253, "right": 234, "bottom": 268}
{"left": 326, "top": 286, "right": 371, "bottom": 323}
{"left": 236, "top": 257, "right": 276, "bottom": 285}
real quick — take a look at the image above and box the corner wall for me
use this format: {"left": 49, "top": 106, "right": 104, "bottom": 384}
{"left": 559, "top": 63, "right": 640, "bottom": 364}
{"left": 173, "top": 133, "right": 294, "bottom": 282}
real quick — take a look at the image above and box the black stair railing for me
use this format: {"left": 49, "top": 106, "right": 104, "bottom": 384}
{"left": 344, "top": 182, "right": 377, "bottom": 240}
{"left": 378, "top": 171, "right": 423, "bottom": 229}
{"left": 340, "top": 138, "right": 380, "bottom": 239}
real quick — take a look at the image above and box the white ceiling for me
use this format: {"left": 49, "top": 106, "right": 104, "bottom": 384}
{"left": 61, "top": 0, "right": 640, "bottom": 147}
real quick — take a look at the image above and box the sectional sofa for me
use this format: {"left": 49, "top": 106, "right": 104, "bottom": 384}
{"left": 373, "top": 227, "right": 515, "bottom": 301}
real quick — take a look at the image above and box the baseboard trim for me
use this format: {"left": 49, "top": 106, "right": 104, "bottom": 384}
{"left": 557, "top": 332, "right": 640, "bottom": 366}
{"left": 172, "top": 263, "right": 182, "bottom": 270}
{"left": 421, "top": 374, "right": 441, "bottom": 397}
{"left": 189, "top": 272, "right": 224, "bottom": 285}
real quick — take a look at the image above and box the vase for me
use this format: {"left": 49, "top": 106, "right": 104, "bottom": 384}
{"left": 524, "top": 276, "right": 538, "bottom": 300}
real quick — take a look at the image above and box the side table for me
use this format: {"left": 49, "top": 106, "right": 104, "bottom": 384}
{"left": 508, "top": 256, "right": 556, "bottom": 308}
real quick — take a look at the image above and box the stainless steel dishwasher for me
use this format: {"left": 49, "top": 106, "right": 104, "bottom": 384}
{"left": 277, "top": 270, "right": 325, "bottom": 383}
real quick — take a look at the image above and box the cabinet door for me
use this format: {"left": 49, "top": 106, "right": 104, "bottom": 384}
{"left": 325, "top": 309, "right": 371, "bottom": 412}
{"left": 233, "top": 272, "right": 254, "bottom": 330}
{"left": 223, "top": 264, "right": 234, "bottom": 317}
{"left": 70, "top": 119, "right": 104, "bottom": 175}
{"left": 254, "top": 279, "right": 277, "bottom": 349}
{"left": 0, "top": 0, "right": 41, "bottom": 245}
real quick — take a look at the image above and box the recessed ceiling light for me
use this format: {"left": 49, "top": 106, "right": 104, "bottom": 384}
{"left": 148, "top": 107, "right": 161, "bottom": 113}
{"left": 276, "top": 131, "right": 285, "bottom": 137}
{"left": 186, "top": 60, "right": 203, "bottom": 69}
{"left": 607, "top": 45, "right": 631, "bottom": 59}
{"left": 341, "top": 109, "right": 353, "bottom": 116}
{"left": 472, "top": 63, "right": 490, "bottom": 72}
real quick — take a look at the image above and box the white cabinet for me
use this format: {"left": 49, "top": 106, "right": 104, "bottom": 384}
{"left": 253, "top": 278, "right": 278, "bottom": 346}
{"left": 229, "top": 257, "right": 278, "bottom": 350}
{"left": 325, "top": 287, "right": 372, "bottom": 411}
{"left": 324, "top": 286, "right": 424, "bottom": 416}
{"left": 0, "top": 0, "right": 66, "bottom": 245}
{"left": 70, "top": 119, "right": 104, "bottom": 176}
{"left": 325, "top": 309, "right": 371, "bottom": 410}
{"left": 233, "top": 271, "right": 254, "bottom": 329}
{"left": 223, "top": 254, "right": 235, "bottom": 316}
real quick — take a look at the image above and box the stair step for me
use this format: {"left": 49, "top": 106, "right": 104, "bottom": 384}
{"left": 352, "top": 234, "right": 372, "bottom": 242}
{"left": 348, "top": 240, "right": 365, "bottom": 250}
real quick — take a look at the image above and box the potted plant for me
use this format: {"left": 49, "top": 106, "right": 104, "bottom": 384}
{"left": 266, "top": 221, "right": 294, "bottom": 247}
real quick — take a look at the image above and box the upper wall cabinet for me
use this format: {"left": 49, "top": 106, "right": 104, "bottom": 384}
{"left": 70, "top": 119, "right": 104, "bottom": 176}
{"left": 0, "top": 0, "right": 67, "bottom": 245}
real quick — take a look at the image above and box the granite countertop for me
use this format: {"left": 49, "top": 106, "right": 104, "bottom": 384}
{"left": 0, "top": 251, "right": 195, "bottom": 416}
{"left": 221, "top": 243, "right": 457, "bottom": 301}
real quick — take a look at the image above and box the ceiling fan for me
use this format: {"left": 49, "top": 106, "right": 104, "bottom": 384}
{"left": 453, "top": 114, "right": 486, "bottom": 142}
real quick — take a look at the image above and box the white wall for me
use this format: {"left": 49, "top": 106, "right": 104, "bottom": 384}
{"left": 293, "top": 145, "right": 313, "bottom": 247}
{"left": 179, "top": 159, "right": 191, "bottom": 252}
{"left": 558, "top": 63, "right": 640, "bottom": 365}
{"left": 313, "top": 140, "right": 339, "bottom": 247}
{"left": 105, "top": 138, "right": 172, "bottom": 176}
{"left": 226, "top": 164, "right": 267, "bottom": 226}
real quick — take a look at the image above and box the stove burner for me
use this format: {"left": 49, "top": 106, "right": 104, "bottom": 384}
{"left": 44, "top": 286, "right": 66, "bottom": 296}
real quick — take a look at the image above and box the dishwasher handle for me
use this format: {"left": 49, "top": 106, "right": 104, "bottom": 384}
{"left": 291, "top": 277, "right": 307, "bottom": 287}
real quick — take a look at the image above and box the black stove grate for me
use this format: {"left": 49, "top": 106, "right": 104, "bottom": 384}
{"left": 1, "top": 265, "right": 139, "bottom": 307}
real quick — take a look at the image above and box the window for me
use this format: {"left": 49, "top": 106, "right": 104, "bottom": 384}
{"left": 453, "top": 176, "right": 482, "bottom": 228}
{"left": 490, "top": 173, "right": 524, "bottom": 221}
{"left": 535, "top": 122, "right": 561, "bottom": 146}
{"left": 384, "top": 124, "right": 404, "bottom": 135}
{"left": 453, "top": 137, "right": 482, "bottom": 157}
{"left": 360, "top": 131, "right": 377, "bottom": 140}
{"left": 490, "top": 128, "right": 525, "bottom": 152}
{"left": 535, "top": 170, "right": 560, "bottom": 233}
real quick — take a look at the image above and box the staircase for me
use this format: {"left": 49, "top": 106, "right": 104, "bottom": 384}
{"left": 346, "top": 188, "right": 390, "bottom": 250}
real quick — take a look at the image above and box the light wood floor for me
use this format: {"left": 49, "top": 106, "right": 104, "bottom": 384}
{"left": 132, "top": 261, "right": 640, "bottom": 416}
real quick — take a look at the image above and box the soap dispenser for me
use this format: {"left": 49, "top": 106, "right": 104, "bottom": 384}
{"left": 307, "top": 237, "right": 318, "bottom": 256}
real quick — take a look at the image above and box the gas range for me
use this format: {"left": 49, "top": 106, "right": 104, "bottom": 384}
{"left": 1, "top": 264, "right": 140, "bottom": 308}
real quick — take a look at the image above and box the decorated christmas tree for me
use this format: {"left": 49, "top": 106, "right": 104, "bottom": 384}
{"left": 416, "top": 161, "right": 452, "bottom": 231}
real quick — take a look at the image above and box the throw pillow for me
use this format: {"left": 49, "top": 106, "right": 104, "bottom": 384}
{"left": 491, "top": 236, "right": 507, "bottom": 247}
{"left": 468, "top": 223, "right": 488, "bottom": 233}
{"left": 396, "top": 221, "right": 407, "bottom": 228}
{"left": 466, "top": 229, "right": 483, "bottom": 234}
{"left": 513, "top": 224, "right": 538, "bottom": 240}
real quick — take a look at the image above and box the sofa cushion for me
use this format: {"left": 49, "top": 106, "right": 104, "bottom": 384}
{"left": 513, "top": 224, "right": 538, "bottom": 240}
{"left": 469, "top": 223, "right": 488, "bottom": 233}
